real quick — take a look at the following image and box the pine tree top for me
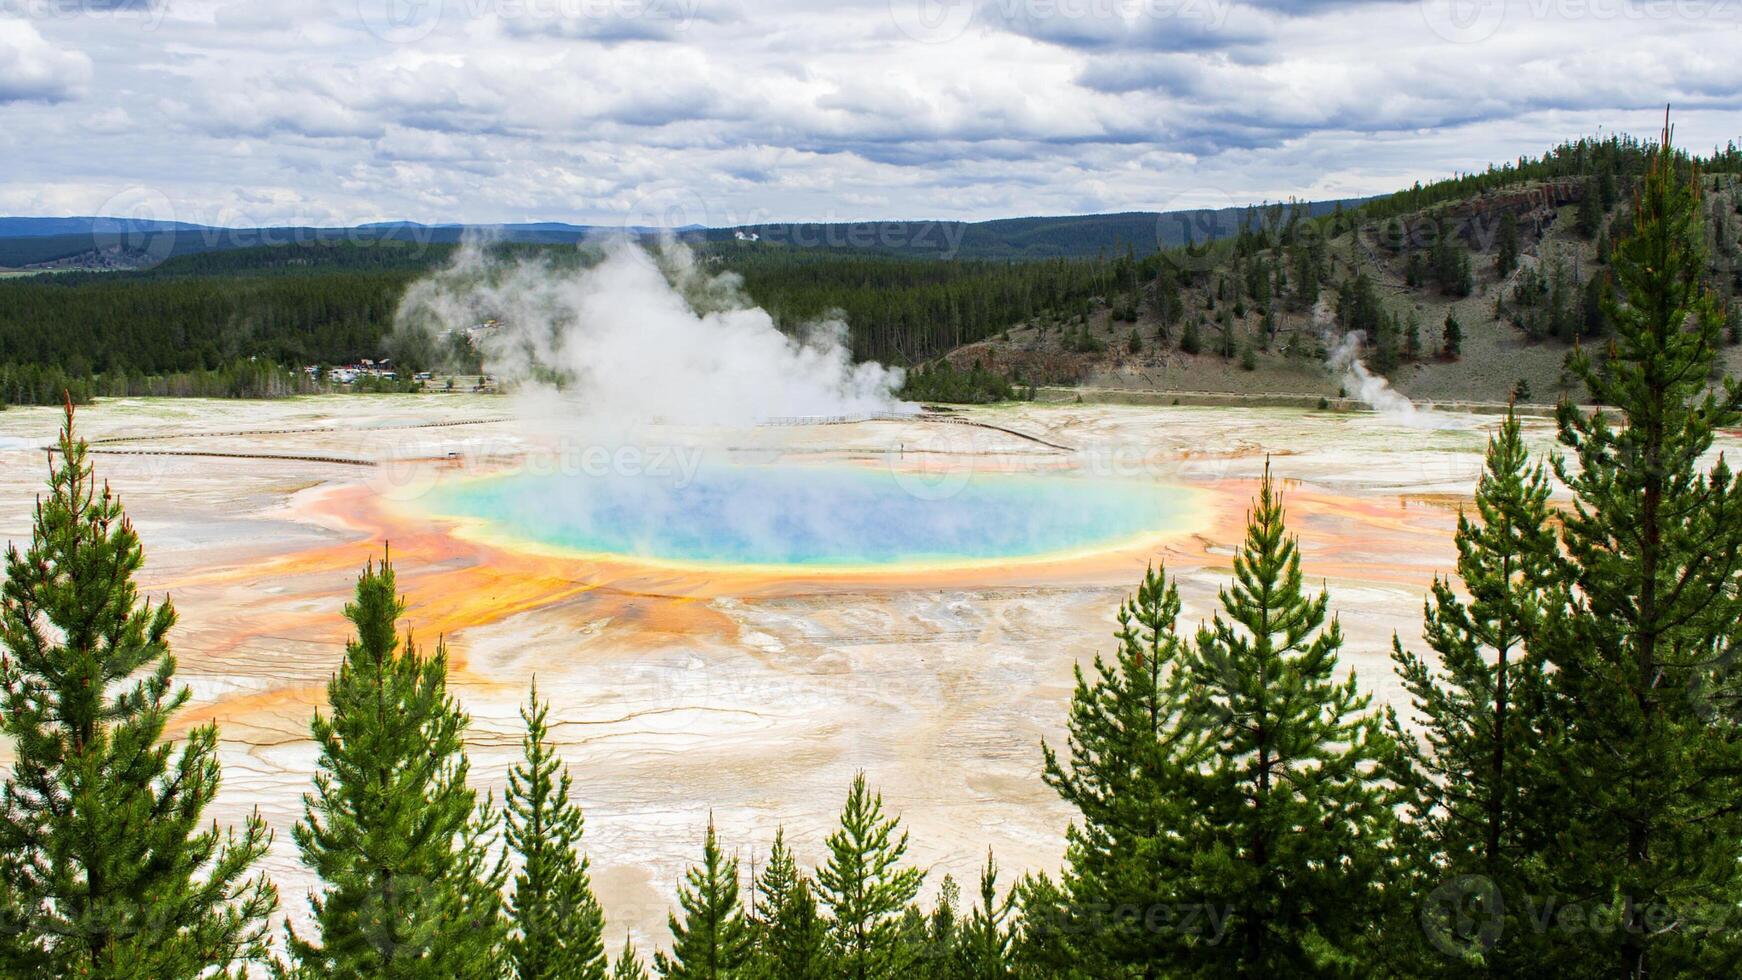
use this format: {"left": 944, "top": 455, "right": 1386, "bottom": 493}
{"left": 816, "top": 773, "right": 923, "bottom": 920}
{"left": 0, "top": 402, "right": 277, "bottom": 974}
{"left": 656, "top": 815, "right": 753, "bottom": 979}
{"left": 1189, "top": 461, "right": 1390, "bottom": 807}
{"left": 611, "top": 939, "right": 650, "bottom": 980}
{"left": 1195, "top": 463, "right": 1354, "bottom": 704}
{"left": 506, "top": 680, "right": 606, "bottom": 980}
{"left": 288, "top": 551, "right": 506, "bottom": 975}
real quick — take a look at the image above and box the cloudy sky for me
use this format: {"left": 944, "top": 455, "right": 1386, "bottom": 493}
{"left": 1, "top": 0, "right": 1739, "bottom": 227}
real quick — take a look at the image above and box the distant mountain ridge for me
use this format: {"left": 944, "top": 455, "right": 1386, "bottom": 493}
{"left": 0, "top": 217, "right": 217, "bottom": 237}
{"left": 713, "top": 201, "right": 1363, "bottom": 259}
{"left": 0, "top": 217, "right": 602, "bottom": 238}
{"left": 0, "top": 201, "right": 1369, "bottom": 268}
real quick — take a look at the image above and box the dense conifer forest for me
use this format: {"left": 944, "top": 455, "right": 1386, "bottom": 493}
{"left": 0, "top": 240, "right": 1135, "bottom": 404}
{"left": 4, "top": 133, "right": 1738, "bottom": 408}
{"left": 4, "top": 131, "right": 1742, "bottom": 977}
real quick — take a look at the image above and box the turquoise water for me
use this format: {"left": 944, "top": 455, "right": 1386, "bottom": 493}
{"left": 421, "top": 462, "right": 1195, "bottom": 567}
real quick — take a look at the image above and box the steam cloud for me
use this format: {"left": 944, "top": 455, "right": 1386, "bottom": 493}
{"left": 394, "top": 237, "right": 909, "bottom": 429}
{"left": 1314, "top": 300, "right": 1454, "bottom": 430}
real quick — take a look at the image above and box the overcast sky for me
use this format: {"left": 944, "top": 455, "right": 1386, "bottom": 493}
{"left": 1, "top": 0, "right": 1738, "bottom": 227}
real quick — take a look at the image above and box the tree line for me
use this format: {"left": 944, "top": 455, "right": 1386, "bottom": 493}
{"left": 1360, "top": 131, "right": 1742, "bottom": 222}
{"left": 7, "top": 130, "right": 1737, "bottom": 411}
{"left": 707, "top": 246, "right": 1127, "bottom": 364}
{"left": 0, "top": 359, "right": 347, "bottom": 406}
{"left": 3, "top": 134, "right": 1742, "bottom": 978}
{"left": 0, "top": 240, "right": 1135, "bottom": 407}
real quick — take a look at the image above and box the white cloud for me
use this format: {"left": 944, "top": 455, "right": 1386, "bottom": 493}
{"left": 0, "top": 0, "right": 1738, "bottom": 224}
{"left": 0, "top": 16, "right": 91, "bottom": 103}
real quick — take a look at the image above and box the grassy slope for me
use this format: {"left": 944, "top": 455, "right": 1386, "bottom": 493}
{"left": 944, "top": 188, "right": 1742, "bottom": 406}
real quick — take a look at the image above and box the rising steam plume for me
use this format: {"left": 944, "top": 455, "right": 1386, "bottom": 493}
{"left": 393, "top": 237, "right": 909, "bottom": 429}
{"left": 1314, "top": 300, "right": 1454, "bottom": 429}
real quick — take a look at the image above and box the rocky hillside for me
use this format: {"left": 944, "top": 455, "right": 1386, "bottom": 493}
{"left": 932, "top": 143, "right": 1742, "bottom": 407}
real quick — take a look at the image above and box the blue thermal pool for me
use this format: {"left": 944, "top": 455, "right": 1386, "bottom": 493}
{"left": 417, "top": 462, "right": 1200, "bottom": 568}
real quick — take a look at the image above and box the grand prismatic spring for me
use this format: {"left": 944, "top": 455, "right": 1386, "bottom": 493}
{"left": 418, "top": 463, "right": 1202, "bottom": 569}
{"left": 8, "top": 393, "right": 1705, "bottom": 946}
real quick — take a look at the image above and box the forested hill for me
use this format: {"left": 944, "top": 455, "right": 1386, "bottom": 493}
{"left": 0, "top": 239, "right": 1125, "bottom": 389}
{"left": 923, "top": 131, "right": 1742, "bottom": 404}
{"left": 705, "top": 201, "right": 1362, "bottom": 259}
{"left": 0, "top": 202, "right": 1366, "bottom": 271}
{"left": 4, "top": 130, "right": 1741, "bottom": 406}
{"left": 0, "top": 223, "right": 586, "bottom": 271}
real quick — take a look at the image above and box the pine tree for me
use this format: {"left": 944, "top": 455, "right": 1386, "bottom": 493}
{"left": 749, "top": 829, "right": 827, "bottom": 979}
{"left": 0, "top": 403, "right": 277, "bottom": 977}
{"left": 815, "top": 774, "right": 924, "bottom": 980}
{"left": 1291, "top": 240, "right": 1322, "bottom": 311}
{"left": 1442, "top": 312, "right": 1463, "bottom": 360}
{"left": 1431, "top": 229, "right": 1474, "bottom": 296}
{"left": 952, "top": 853, "right": 1016, "bottom": 979}
{"left": 1536, "top": 119, "right": 1742, "bottom": 976}
{"left": 1180, "top": 318, "right": 1202, "bottom": 355}
{"left": 1156, "top": 265, "right": 1183, "bottom": 328}
{"left": 1580, "top": 273, "right": 1609, "bottom": 338}
{"left": 655, "top": 817, "right": 753, "bottom": 979}
{"left": 1495, "top": 212, "right": 1520, "bottom": 277}
{"left": 909, "top": 875, "right": 959, "bottom": 979}
{"left": 287, "top": 554, "right": 507, "bottom": 978}
{"left": 506, "top": 682, "right": 607, "bottom": 980}
{"left": 1011, "top": 873, "right": 1074, "bottom": 977}
{"left": 1388, "top": 410, "right": 1562, "bottom": 971}
{"left": 1405, "top": 251, "right": 1426, "bottom": 288}
{"left": 1372, "top": 311, "right": 1401, "bottom": 374}
{"left": 1576, "top": 183, "right": 1603, "bottom": 240}
{"left": 1181, "top": 465, "right": 1393, "bottom": 976}
{"left": 1039, "top": 563, "right": 1205, "bottom": 976}
{"left": 611, "top": 940, "right": 650, "bottom": 980}
{"left": 1338, "top": 272, "right": 1383, "bottom": 339}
